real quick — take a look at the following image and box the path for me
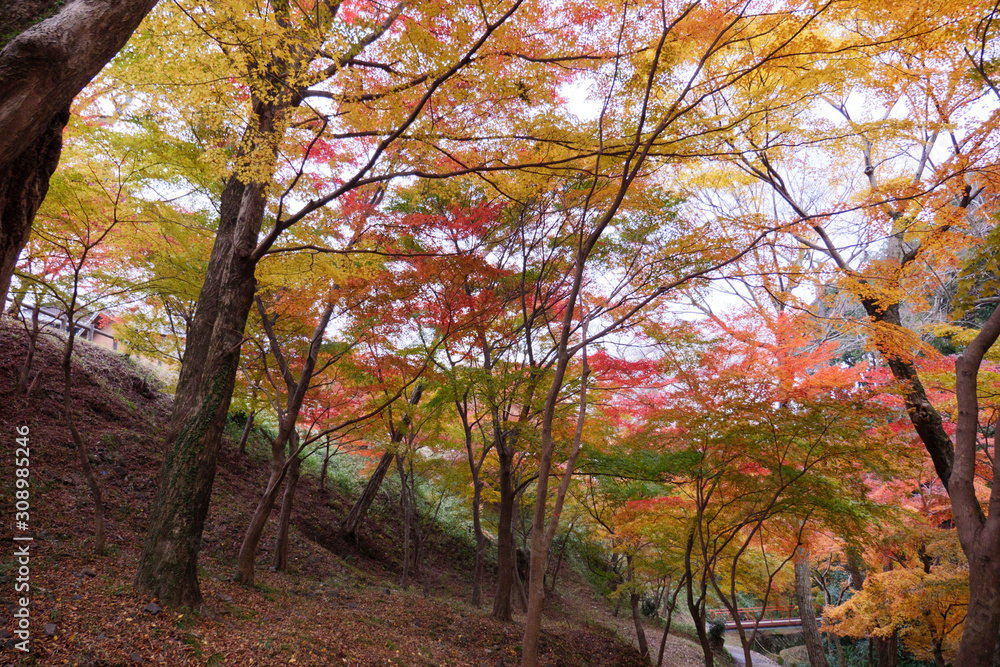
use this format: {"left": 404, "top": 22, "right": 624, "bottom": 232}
{"left": 725, "top": 644, "right": 781, "bottom": 667}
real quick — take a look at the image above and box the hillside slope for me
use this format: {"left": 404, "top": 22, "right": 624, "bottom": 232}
{"left": 0, "top": 323, "right": 651, "bottom": 667}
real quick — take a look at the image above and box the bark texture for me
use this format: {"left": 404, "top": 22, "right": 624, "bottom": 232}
{"left": 952, "top": 304, "right": 1000, "bottom": 665}
{"left": 134, "top": 159, "right": 266, "bottom": 606}
{"left": 0, "top": 108, "right": 67, "bottom": 313}
{"left": 794, "top": 548, "right": 828, "bottom": 667}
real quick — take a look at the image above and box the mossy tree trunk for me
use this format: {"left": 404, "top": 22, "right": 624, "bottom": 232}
{"left": 134, "top": 136, "right": 269, "bottom": 605}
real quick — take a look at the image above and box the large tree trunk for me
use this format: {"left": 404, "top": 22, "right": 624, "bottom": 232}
{"left": 493, "top": 447, "right": 517, "bottom": 621}
{"left": 873, "top": 631, "right": 897, "bottom": 667}
{"left": 952, "top": 305, "right": 1000, "bottom": 665}
{"left": 0, "top": 108, "right": 68, "bottom": 313}
{"left": 0, "top": 0, "right": 158, "bottom": 312}
{"left": 794, "top": 547, "right": 828, "bottom": 667}
{"left": 134, "top": 134, "right": 270, "bottom": 606}
{"left": 272, "top": 431, "right": 300, "bottom": 573}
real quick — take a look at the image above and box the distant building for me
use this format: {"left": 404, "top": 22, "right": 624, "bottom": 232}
{"left": 14, "top": 302, "right": 121, "bottom": 351}
{"left": 11, "top": 301, "right": 177, "bottom": 380}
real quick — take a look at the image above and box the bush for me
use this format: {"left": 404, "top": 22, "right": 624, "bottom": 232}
{"left": 708, "top": 618, "right": 726, "bottom": 654}
{"left": 641, "top": 596, "right": 658, "bottom": 618}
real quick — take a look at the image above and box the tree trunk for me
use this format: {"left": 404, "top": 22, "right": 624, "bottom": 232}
{"left": 833, "top": 635, "right": 846, "bottom": 667}
{"left": 342, "top": 387, "right": 422, "bottom": 538}
{"left": 546, "top": 524, "right": 572, "bottom": 596}
{"left": 522, "top": 333, "right": 589, "bottom": 666}
{"left": 62, "top": 319, "right": 105, "bottom": 555}
{"left": 235, "top": 420, "right": 294, "bottom": 586}
{"left": 0, "top": 108, "right": 68, "bottom": 314}
{"left": 630, "top": 575, "right": 651, "bottom": 666}
{"left": 17, "top": 303, "right": 40, "bottom": 393}
{"left": 342, "top": 449, "right": 394, "bottom": 538}
{"left": 684, "top": 532, "right": 714, "bottom": 667}
{"left": 655, "top": 578, "right": 683, "bottom": 667}
{"left": 272, "top": 431, "right": 300, "bottom": 573}
{"left": 795, "top": 547, "right": 829, "bottom": 667}
{"left": 873, "top": 631, "right": 897, "bottom": 667}
{"left": 954, "top": 545, "right": 1000, "bottom": 665}
{"left": 471, "top": 478, "right": 485, "bottom": 607}
{"left": 320, "top": 439, "right": 331, "bottom": 491}
{"left": 238, "top": 410, "right": 255, "bottom": 454}
{"left": 0, "top": 0, "right": 159, "bottom": 312}
{"left": 952, "top": 305, "right": 1000, "bottom": 664}
{"left": 493, "top": 446, "right": 517, "bottom": 621}
{"left": 932, "top": 639, "right": 946, "bottom": 667}
{"left": 134, "top": 154, "right": 268, "bottom": 606}
{"left": 397, "top": 453, "right": 412, "bottom": 589}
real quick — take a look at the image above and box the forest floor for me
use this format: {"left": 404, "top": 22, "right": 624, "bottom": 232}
{"left": 0, "top": 323, "right": 708, "bottom": 667}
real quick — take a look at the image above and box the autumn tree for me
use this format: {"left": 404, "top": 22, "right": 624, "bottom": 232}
{"left": 690, "top": 2, "right": 1000, "bottom": 659}
{"left": 16, "top": 131, "right": 150, "bottom": 555}
{"left": 120, "top": 0, "right": 595, "bottom": 606}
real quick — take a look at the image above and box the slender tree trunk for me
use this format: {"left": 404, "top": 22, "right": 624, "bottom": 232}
{"left": 631, "top": 590, "right": 651, "bottom": 665}
{"left": 684, "top": 532, "right": 714, "bottom": 667}
{"left": 235, "top": 422, "right": 293, "bottom": 585}
{"left": 397, "top": 453, "right": 411, "bottom": 589}
{"left": 342, "top": 387, "right": 422, "bottom": 538}
{"left": 17, "top": 303, "right": 40, "bottom": 393}
{"left": 272, "top": 431, "right": 300, "bottom": 573}
{"left": 522, "top": 331, "right": 589, "bottom": 665}
{"left": 514, "top": 548, "right": 529, "bottom": 612}
{"left": 932, "top": 639, "right": 946, "bottom": 667}
{"left": 546, "top": 524, "right": 572, "bottom": 595}
{"left": 238, "top": 410, "right": 255, "bottom": 454}
{"left": 655, "top": 578, "right": 684, "bottom": 667}
{"left": 471, "top": 478, "right": 485, "bottom": 607}
{"left": 834, "top": 635, "right": 846, "bottom": 667}
{"left": 628, "top": 558, "right": 651, "bottom": 667}
{"left": 320, "top": 438, "right": 331, "bottom": 491}
{"left": 342, "top": 449, "right": 394, "bottom": 538}
{"left": 62, "top": 320, "right": 105, "bottom": 555}
{"left": 493, "top": 447, "right": 517, "bottom": 621}
{"left": 795, "top": 547, "right": 829, "bottom": 667}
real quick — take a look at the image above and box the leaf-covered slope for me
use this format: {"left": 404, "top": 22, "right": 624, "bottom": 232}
{"left": 0, "top": 322, "right": 646, "bottom": 666}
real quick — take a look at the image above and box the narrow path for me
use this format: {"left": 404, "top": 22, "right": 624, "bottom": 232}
{"left": 724, "top": 644, "right": 781, "bottom": 667}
